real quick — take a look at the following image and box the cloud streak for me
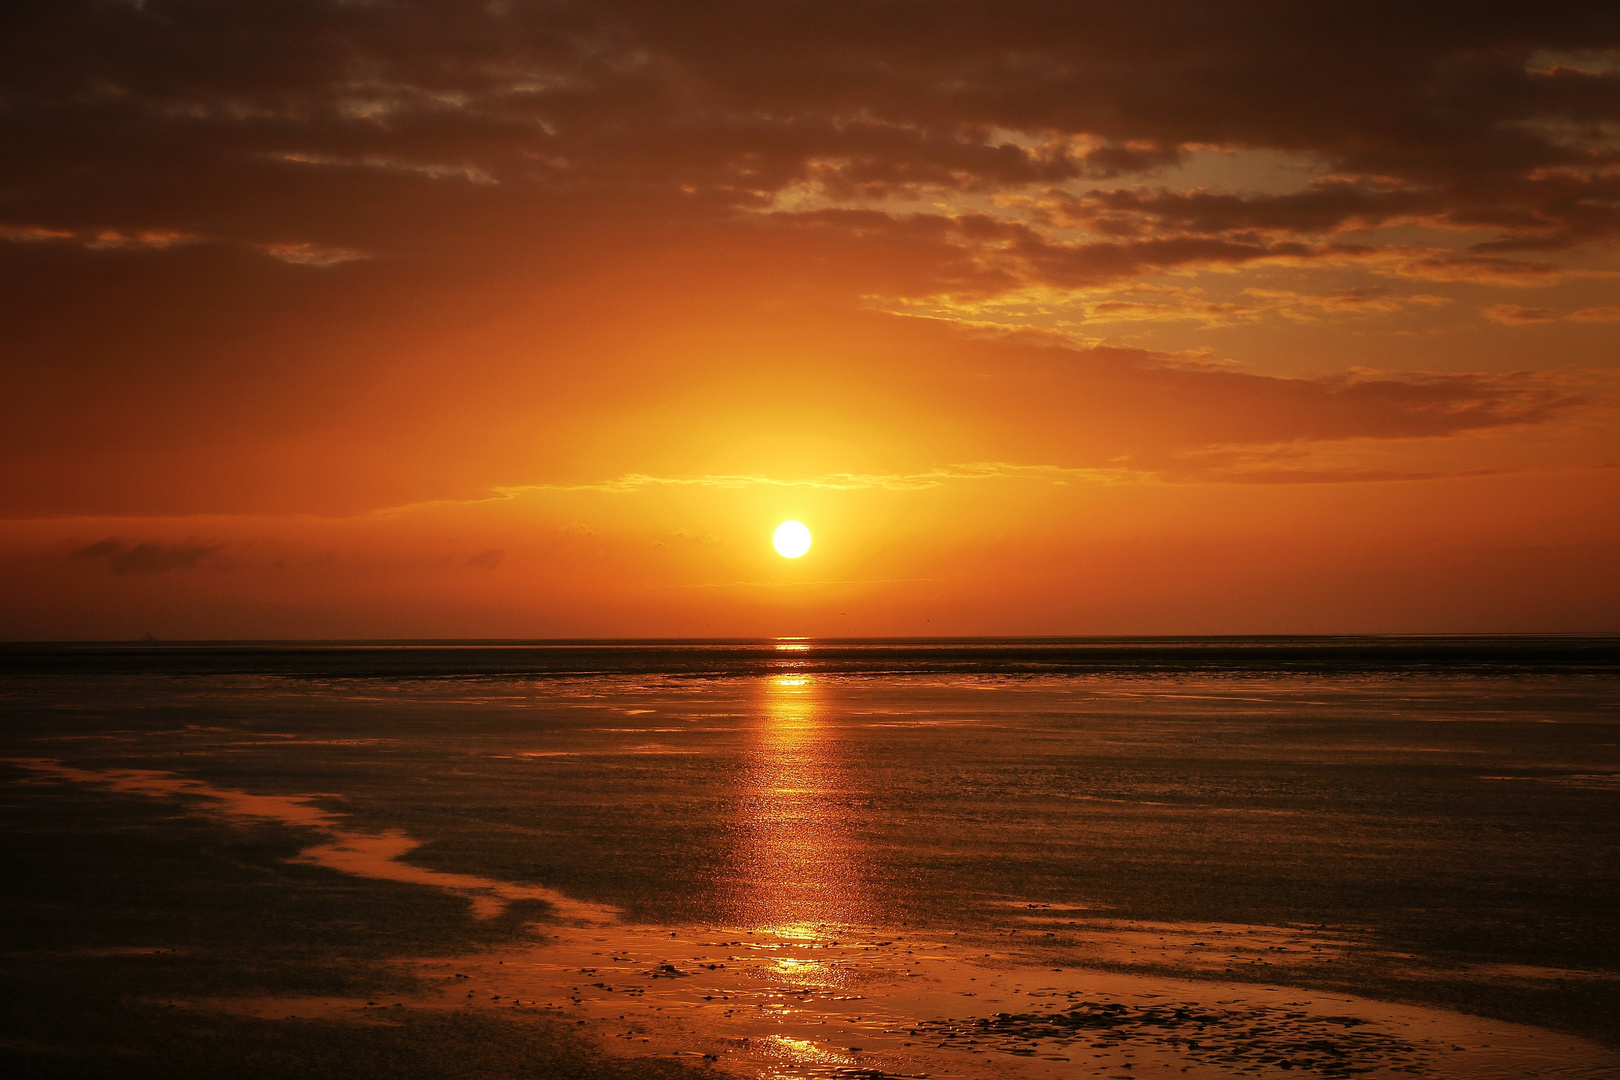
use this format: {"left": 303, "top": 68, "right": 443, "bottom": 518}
{"left": 69, "top": 538, "right": 223, "bottom": 574}
{"left": 504, "top": 462, "right": 1131, "bottom": 496}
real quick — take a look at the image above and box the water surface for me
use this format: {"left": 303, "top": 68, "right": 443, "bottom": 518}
{"left": 3, "top": 638, "right": 1617, "bottom": 1077}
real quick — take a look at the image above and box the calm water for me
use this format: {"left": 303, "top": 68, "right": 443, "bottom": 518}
{"left": 3, "top": 638, "right": 1618, "bottom": 1078}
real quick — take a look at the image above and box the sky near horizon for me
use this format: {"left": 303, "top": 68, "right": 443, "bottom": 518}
{"left": 3, "top": 2, "right": 1619, "bottom": 638}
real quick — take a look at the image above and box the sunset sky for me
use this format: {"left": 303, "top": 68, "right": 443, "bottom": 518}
{"left": 4, "top": 2, "right": 1619, "bottom": 638}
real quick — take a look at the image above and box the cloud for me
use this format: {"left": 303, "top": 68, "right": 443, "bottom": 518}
{"left": 1485, "top": 302, "right": 1620, "bottom": 324}
{"left": 470, "top": 343, "right": 1588, "bottom": 495}
{"left": 5, "top": 2, "right": 1620, "bottom": 274}
{"left": 1, "top": 1, "right": 1616, "bottom": 523}
{"left": 70, "top": 538, "right": 223, "bottom": 574}
{"left": 465, "top": 548, "right": 503, "bottom": 568}
{"left": 0, "top": 224, "right": 203, "bottom": 250}
{"left": 269, "top": 152, "right": 499, "bottom": 186}
{"left": 504, "top": 462, "right": 1133, "bottom": 496}
{"left": 255, "top": 241, "right": 371, "bottom": 266}
{"left": 1484, "top": 304, "right": 1562, "bottom": 324}
{"left": 878, "top": 280, "right": 1456, "bottom": 334}
{"left": 0, "top": 224, "right": 79, "bottom": 242}
{"left": 1027, "top": 183, "right": 1434, "bottom": 238}
{"left": 768, "top": 207, "right": 1372, "bottom": 296}
{"left": 0, "top": 224, "right": 367, "bottom": 266}
{"left": 1387, "top": 254, "right": 1578, "bottom": 286}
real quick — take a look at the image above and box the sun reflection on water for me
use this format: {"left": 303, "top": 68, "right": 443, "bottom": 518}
{"left": 730, "top": 674, "right": 871, "bottom": 931}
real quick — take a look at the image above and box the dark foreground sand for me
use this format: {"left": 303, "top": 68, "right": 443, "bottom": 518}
{"left": 3, "top": 759, "right": 1615, "bottom": 1080}
{"left": 0, "top": 762, "right": 715, "bottom": 1080}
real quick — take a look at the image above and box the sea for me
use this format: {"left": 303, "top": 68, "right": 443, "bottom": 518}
{"left": 2, "top": 637, "right": 1617, "bottom": 1079}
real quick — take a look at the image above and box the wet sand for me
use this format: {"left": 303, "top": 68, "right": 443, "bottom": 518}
{"left": 383, "top": 922, "right": 1616, "bottom": 1079}
{"left": 2, "top": 645, "right": 1617, "bottom": 1078}
{"left": 12, "top": 758, "right": 1617, "bottom": 1079}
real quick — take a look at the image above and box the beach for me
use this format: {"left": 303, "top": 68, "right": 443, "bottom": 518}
{"left": 2, "top": 640, "right": 1617, "bottom": 1078}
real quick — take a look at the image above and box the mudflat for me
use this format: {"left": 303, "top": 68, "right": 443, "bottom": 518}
{"left": 2, "top": 639, "right": 1617, "bottom": 1078}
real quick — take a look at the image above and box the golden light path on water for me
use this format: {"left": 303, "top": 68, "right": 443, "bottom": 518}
{"left": 732, "top": 670, "right": 871, "bottom": 937}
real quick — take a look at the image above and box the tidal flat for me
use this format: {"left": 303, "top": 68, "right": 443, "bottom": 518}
{"left": 1, "top": 639, "right": 1617, "bottom": 1078}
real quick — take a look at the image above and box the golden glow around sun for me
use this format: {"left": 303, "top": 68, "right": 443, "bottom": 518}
{"left": 773, "top": 520, "right": 812, "bottom": 558}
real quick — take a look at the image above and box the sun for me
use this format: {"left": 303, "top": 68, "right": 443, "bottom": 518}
{"left": 773, "top": 520, "right": 812, "bottom": 558}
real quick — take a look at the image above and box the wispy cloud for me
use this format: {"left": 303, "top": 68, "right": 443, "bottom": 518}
{"left": 1, "top": 222, "right": 369, "bottom": 266}
{"left": 1484, "top": 304, "right": 1562, "bottom": 325}
{"left": 497, "top": 463, "right": 1133, "bottom": 496}
{"left": 269, "top": 152, "right": 499, "bottom": 186}
{"left": 0, "top": 224, "right": 202, "bottom": 249}
{"left": 670, "top": 576, "right": 945, "bottom": 589}
{"left": 465, "top": 548, "right": 503, "bottom": 569}
{"left": 1569, "top": 305, "right": 1620, "bottom": 324}
{"left": 69, "top": 538, "right": 223, "bottom": 574}
{"left": 1486, "top": 303, "right": 1620, "bottom": 325}
{"left": 255, "top": 241, "right": 372, "bottom": 266}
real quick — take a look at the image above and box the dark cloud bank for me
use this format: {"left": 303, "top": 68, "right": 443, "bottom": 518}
{"left": 5, "top": 1, "right": 1617, "bottom": 251}
{"left": 2, "top": 2, "right": 1617, "bottom": 515}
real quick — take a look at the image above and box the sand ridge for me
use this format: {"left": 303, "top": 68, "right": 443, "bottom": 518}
{"left": 6, "top": 758, "right": 618, "bottom": 924}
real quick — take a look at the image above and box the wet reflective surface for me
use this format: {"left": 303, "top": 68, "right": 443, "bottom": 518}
{"left": 731, "top": 675, "right": 872, "bottom": 932}
{"left": 3, "top": 641, "right": 1619, "bottom": 1077}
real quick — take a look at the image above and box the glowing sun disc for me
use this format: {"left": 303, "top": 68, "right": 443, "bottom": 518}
{"left": 773, "top": 520, "right": 812, "bottom": 558}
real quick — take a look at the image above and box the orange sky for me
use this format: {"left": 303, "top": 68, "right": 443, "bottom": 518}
{"left": 3, "top": 2, "right": 1619, "bottom": 638}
